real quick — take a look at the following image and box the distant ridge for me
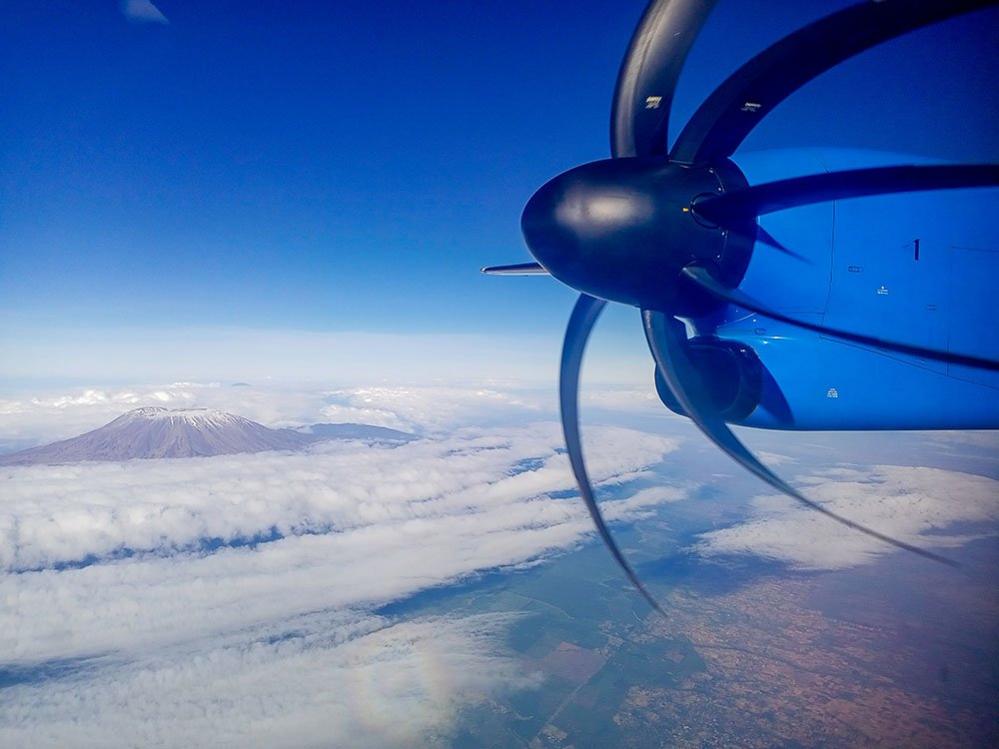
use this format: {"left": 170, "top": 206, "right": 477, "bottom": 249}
{"left": 295, "top": 423, "right": 415, "bottom": 442}
{"left": 0, "top": 408, "right": 415, "bottom": 466}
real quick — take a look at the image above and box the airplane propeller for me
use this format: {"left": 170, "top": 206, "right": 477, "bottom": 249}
{"left": 485, "top": 0, "right": 999, "bottom": 611}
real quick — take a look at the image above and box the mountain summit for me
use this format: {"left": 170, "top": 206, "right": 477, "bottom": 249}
{"left": 0, "top": 408, "right": 413, "bottom": 466}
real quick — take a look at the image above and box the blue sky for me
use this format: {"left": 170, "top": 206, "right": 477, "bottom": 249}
{"left": 1, "top": 0, "right": 996, "bottom": 383}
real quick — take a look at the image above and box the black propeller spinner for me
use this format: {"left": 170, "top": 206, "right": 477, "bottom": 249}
{"left": 520, "top": 158, "right": 754, "bottom": 313}
{"left": 484, "top": 0, "right": 999, "bottom": 613}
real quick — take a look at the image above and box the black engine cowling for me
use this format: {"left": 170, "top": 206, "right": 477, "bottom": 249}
{"left": 654, "top": 337, "right": 762, "bottom": 423}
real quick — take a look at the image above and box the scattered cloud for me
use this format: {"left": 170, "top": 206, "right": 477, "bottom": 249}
{"left": 921, "top": 430, "right": 999, "bottom": 451}
{"left": 121, "top": 0, "right": 169, "bottom": 25}
{"left": 697, "top": 465, "right": 999, "bottom": 570}
{"left": 756, "top": 450, "right": 794, "bottom": 466}
{"left": 320, "top": 385, "right": 549, "bottom": 432}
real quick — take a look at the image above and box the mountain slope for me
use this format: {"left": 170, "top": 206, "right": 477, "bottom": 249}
{"left": 0, "top": 408, "right": 312, "bottom": 465}
{"left": 295, "top": 422, "right": 415, "bottom": 442}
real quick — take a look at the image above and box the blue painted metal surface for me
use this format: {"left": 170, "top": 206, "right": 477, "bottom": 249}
{"left": 690, "top": 148, "right": 999, "bottom": 430}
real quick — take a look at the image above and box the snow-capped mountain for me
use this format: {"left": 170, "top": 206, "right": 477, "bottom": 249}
{"left": 0, "top": 408, "right": 413, "bottom": 466}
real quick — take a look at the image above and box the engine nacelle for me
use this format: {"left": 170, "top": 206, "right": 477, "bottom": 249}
{"left": 654, "top": 337, "right": 763, "bottom": 423}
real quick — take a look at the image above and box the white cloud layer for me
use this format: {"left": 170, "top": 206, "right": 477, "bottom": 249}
{"left": 0, "top": 381, "right": 662, "bottom": 445}
{"left": 3, "top": 382, "right": 994, "bottom": 745}
{"left": 697, "top": 465, "right": 999, "bottom": 570}
{"left": 0, "top": 611, "right": 539, "bottom": 749}
{"left": 0, "top": 423, "right": 677, "bottom": 576}
{"left": 0, "top": 423, "right": 680, "bottom": 746}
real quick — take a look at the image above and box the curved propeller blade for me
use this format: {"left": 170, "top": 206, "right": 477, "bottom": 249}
{"left": 560, "top": 294, "right": 666, "bottom": 615}
{"left": 681, "top": 264, "right": 999, "bottom": 372}
{"left": 611, "top": 0, "right": 718, "bottom": 158}
{"left": 641, "top": 309, "right": 959, "bottom": 567}
{"left": 693, "top": 164, "right": 999, "bottom": 224}
{"left": 670, "top": 0, "right": 996, "bottom": 165}
{"left": 481, "top": 262, "right": 550, "bottom": 276}
{"left": 754, "top": 225, "right": 808, "bottom": 262}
